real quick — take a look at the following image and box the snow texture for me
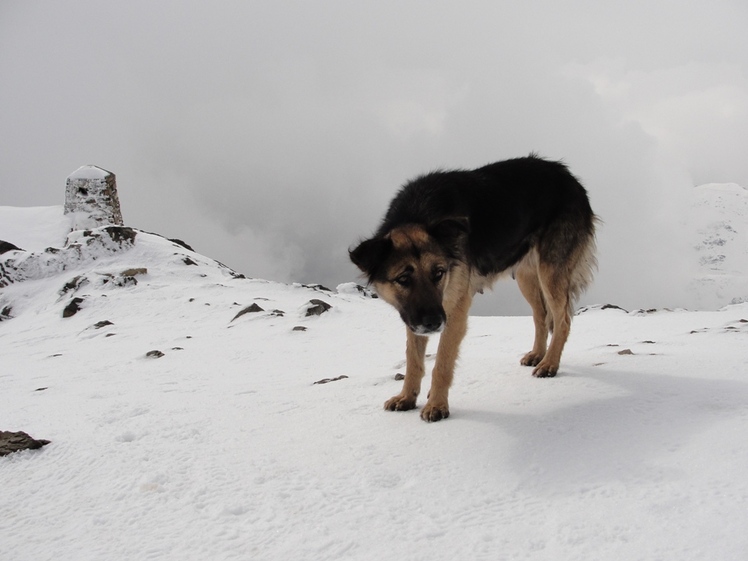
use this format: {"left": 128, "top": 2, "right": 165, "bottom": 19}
{"left": 2, "top": 202, "right": 748, "bottom": 561}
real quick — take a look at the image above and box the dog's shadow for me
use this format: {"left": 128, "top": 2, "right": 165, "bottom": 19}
{"left": 456, "top": 365, "right": 748, "bottom": 488}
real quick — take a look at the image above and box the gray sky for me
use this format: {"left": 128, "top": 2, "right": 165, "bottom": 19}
{"left": 1, "top": 0, "right": 747, "bottom": 314}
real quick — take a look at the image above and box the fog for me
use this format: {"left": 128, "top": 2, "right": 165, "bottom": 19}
{"left": 1, "top": 0, "right": 747, "bottom": 314}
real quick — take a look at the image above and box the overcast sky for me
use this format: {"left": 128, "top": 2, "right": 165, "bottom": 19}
{"left": 1, "top": 0, "right": 747, "bottom": 314}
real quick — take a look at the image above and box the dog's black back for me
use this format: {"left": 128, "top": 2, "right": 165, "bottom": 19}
{"left": 377, "top": 155, "right": 595, "bottom": 276}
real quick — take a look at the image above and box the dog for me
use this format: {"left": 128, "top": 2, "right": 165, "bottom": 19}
{"left": 350, "top": 154, "right": 597, "bottom": 422}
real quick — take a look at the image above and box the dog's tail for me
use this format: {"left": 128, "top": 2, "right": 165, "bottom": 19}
{"left": 567, "top": 215, "right": 600, "bottom": 316}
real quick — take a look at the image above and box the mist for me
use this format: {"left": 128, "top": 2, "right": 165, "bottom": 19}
{"left": 1, "top": 0, "right": 746, "bottom": 314}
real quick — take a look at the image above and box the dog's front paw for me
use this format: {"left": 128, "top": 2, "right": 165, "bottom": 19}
{"left": 420, "top": 400, "right": 450, "bottom": 422}
{"left": 521, "top": 351, "right": 545, "bottom": 367}
{"left": 532, "top": 361, "right": 558, "bottom": 378}
{"left": 384, "top": 394, "right": 417, "bottom": 411}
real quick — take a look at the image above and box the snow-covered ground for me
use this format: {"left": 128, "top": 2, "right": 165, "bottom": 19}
{"left": 2, "top": 206, "right": 748, "bottom": 560}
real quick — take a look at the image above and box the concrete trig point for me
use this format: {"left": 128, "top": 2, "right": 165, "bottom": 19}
{"left": 64, "top": 165, "right": 124, "bottom": 231}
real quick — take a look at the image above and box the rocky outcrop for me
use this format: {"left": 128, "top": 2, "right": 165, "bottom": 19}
{"left": 0, "top": 431, "right": 50, "bottom": 456}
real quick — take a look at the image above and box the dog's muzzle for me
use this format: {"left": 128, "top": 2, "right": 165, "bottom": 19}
{"left": 409, "top": 314, "right": 445, "bottom": 335}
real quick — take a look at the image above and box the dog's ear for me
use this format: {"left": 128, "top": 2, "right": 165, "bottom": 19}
{"left": 428, "top": 217, "right": 470, "bottom": 256}
{"left": 349, "top": 237, "right": 393, "bottom": 281}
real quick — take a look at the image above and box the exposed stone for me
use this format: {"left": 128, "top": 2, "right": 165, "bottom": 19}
{"left": 0, "top": 305, "right": 12, "bottom": 321}
{"left": 121, "top": 267, "right": 147, "bottom": 277}
{"left": 146, "top": 350, "right": 165, "bottom": 358}
{"left": 304, "top": 299, "right": 332, "bottom": 317}
{"left": 62, "top": 297, "right": 85, "bottom": 318}
{"left": 0, "top": 430, "right": 50, "bottom": 457}
{"left": 93, "top": 320, "right": 114, "bottom": 329}
{"left": 65, "top": 165, "right": 123, "bottom": 231}
{"left": 0, "top": 240, "right": 22, "bottom": 255}
{"left": 292, "top": 326, "right": 307, "bottom": 332}
{"left": 231, "top": 303, "right": 264, "bottom": 321}
{"left": 313, "top": 375, "right": 349, "bottom": 385}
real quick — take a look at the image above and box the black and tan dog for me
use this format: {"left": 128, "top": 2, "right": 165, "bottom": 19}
{"left": 350, "top": 155, "right": 597, "bottom": 422}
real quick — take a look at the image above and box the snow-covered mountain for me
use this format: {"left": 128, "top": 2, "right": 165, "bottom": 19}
{"left": 2, "top": 199, "right": 747, "bottom": 560}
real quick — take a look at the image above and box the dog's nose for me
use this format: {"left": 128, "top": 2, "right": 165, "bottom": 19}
{"left": 421, "top": 314, "right": 444, "bottom": 333}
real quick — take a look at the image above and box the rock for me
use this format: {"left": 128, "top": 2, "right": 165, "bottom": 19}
{"left": 93, "top": 320, "right": 114, "bottom": 329}
{"left": 231, "top": 303, "right": 265, "bottom": 321}
{"left": 0, "top": 430, "right": 50, "bottom": 457}
{"left": 292, "top": 326, "right": 307, "bottom": 332}
{"left": 617, "top": 349, "right": 634, "bottom": 355}
{"left": 120, "top": 268, "right": 147, "bottom": 277}
{"left": 62, "top": 297, "right": 85, "bottom": 318}
{"left": 394, "top": 373, "right": 405, "bottom": 381}
{"left": 0, "top": 240, "right": 23, "bottom": 255}
{"left": 0, "top": 305, "right": 12, "bottom": 321}
{"left": 60, "top": 275, "right": 89, "bottom": 296}
{"left": 169, "top": 238, "right": 195, "bottom": 252}
{"left": 146, "top": 350, "right": 165, "bottom": 358}
{"left": 304, "top": 299, "right": 332, "bottom": 317}
{"left": 313, "top": 375, "right": 349, "bottom": 385}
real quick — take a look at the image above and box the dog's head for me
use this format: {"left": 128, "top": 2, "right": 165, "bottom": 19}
{"left": 349, "top": 218, "right": 469, "bottom": 335}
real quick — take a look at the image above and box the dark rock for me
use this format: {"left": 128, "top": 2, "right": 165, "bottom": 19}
{"left": 302, "top": 283, "right": 332, "bottom": 292}
{"left": 0, "top": 430, "right": 50, "bottom": 456}
{"left": 292, "top": 326, "right": 307, "bottom": 332}
{"left": 617, "top": 349, "right": 634, "bottom": 355}
{"left": 102, "top": 226, "right": 136, "bottom": 245}
{"left": 231, "top": 303, "right": 265, "bottom": 321}
{"left": 0, "top": 305, "right": 12, "bottom": 321}
{"left": 0, "top": 240, "right": 23, "bottom": 254}
{"left": 169, "top": 238, "right": 195, "bottom": 252}
{"left": 394, "top": 373, "right": 405, "bottom": 381}
{"left": 60, "top": 275, "right": 89, "bottom": 296}
{"left": 313, "top": 375, "right": 349, "bottom": 385}
{"left": 146, "top": 350, "right": 165, "bottom": 358}
{"left": 35, "top": 387, "right": 48, "bottom": 392}
{"left": 304, "top": 299, "right": 332, "bottom": 317}
{"left": 93, "top": 320, "right": 114, "bottom": 329}
{"left": 182, "top": 256, "right": 198, "bottom": 266}
{"left": 62, "top": 297, "right": 85, "bottom": 318}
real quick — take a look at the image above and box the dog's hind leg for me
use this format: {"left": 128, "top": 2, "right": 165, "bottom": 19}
{"left": 516, "top": 253, "right": 549, "bottom": 367}
{"left": 420, "top": 292, "right": 472, "bottom": 422}
{"left": 532, "top": 263, "right": 572, "bottom": 378}
{"left": 384, "top": 329, "right": 428, "bottom": 412}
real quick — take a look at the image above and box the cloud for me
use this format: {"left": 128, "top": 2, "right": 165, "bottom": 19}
{"left": 1, "top": 0, "right": 747, "bottom": 314}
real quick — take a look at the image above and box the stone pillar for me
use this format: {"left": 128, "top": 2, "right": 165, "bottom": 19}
{"left": 64, "top": 165, "right": 123, "bottom": 231}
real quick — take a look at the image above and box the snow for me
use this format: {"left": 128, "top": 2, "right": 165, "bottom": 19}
{"left": 67, "top": 165, "right": 112, "bottom": 181}
{"left": 2, "top": 207, "right": 748, "bottom": 560}
{"left": 0, "top": 205, "right": 71, "bottom": 251}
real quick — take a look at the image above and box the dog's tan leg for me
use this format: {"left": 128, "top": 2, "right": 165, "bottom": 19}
{"left": 420, "top": 293, "right": 472, "bottom": 422}
{"left": 516, "top": 257, "right": 548, "bottom": 367}
{"left": 532, "top": 264, "right": 571, "bottom": 378}
{"left": 384, "top": 329, "right": 428, "bottom": 411}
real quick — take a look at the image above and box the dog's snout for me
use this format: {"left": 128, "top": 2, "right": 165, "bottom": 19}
{"left": 408, "top": 310, "right": 446, "bottom": 335}
{"left": 421, "top": 314, "right": 444, "bottom": 333}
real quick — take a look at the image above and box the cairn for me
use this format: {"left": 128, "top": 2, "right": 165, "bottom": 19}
{"left": 64, "top": 165, "right": 123, "bottom": 231}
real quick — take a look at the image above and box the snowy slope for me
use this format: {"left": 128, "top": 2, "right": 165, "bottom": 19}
{"left": 2, "top": 208, "right": 748, "bottom": 561}
{"left": 0, "top": 205, "right": 71, "bottom": 252}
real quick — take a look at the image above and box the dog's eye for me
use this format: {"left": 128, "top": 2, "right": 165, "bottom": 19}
{"left": 394, "top": 275, "right": 411, "bottom": 287}
{"left": 432, "top": 268, "right": 446, "bottom": 283}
